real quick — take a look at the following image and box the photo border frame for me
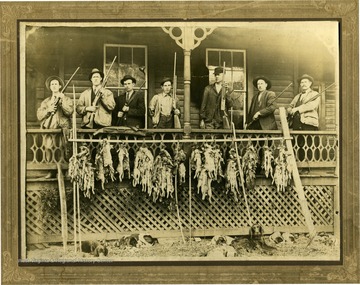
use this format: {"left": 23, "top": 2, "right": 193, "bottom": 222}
{"left": 1, "top": 1, "right": 359, "bottom": 283}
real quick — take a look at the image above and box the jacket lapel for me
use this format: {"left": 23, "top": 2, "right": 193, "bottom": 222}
{"left": 127, "top": 91, "right": 137, "bottom": 105}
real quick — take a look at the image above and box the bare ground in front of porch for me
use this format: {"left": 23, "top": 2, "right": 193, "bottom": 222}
{"left": 25, "top": 232, "right": 339, "bottom": 262}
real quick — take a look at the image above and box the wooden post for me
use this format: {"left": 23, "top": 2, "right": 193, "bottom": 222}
{"left": 279, "top": 107, "right": 316, "bottom": 242}
{"left": 57, "top": 163, "right": 68, "bottom": 252}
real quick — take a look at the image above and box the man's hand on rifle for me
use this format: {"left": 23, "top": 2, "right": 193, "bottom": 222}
{"left": 288, "top": 107, "right": 299, "bottom": 115}
{"left": 117, "top": 111, "right": 124, "bottom": 118}
{"left": 48, "top": 104, "right": 58, "bottom": 115}
{"left": 86, "top": 106, "right": 98, "bottom": 113}
{"left": 222, "top": 82, "right": 230, "bottom": 89}
{"left": 253, "top": 111, "right": 261, "bottom": 120}
{"left": 122, "top": 105, "right": 129, "bottom": 112}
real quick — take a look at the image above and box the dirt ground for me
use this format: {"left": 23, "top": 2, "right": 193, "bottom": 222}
{"left": 26, "top": 232, "right": 340, "bottom": 262}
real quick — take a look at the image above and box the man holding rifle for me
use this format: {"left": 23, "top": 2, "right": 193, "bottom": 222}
{"left": 76, "top": 68, "right": 115, "bottom": 129}
{"left": 287, "top": 74, "right": 320, "bottom": 131}
{"left": 112, "top": 74, "right": 145, "bottom": 128}
{"left": 246, "top": 76, "right": 278, "bottom": 130}
{"left": 37, "top": 76, "right": 74, "bottom": 177}
{"left": 37, "top": 76, "right": 74, "bottom": 130}
{"left": 149, "top": 77, "right": 181, "bottom": 128}
{"left": 200, "top": 66, "right": 232, "bottom": 129}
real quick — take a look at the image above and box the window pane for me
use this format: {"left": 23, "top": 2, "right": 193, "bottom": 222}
{"left": 208, "top": 50, "right": 219, "bottom": 66}
{"left": 133, "top": 48, "right": 145, "bottom": 67}
{"left": 220, "top": 51, "right": 231, "bottom": 68}
{"left": 106, "top": 47, "right": 118, "bottom": 63}
{"left": 233, "top": 52, "right": 244, "bottom": 68}
{"left": 232, "top": 70, "right": 245, "bottom": 91}
{"left": 120, "top": 47, "right": 132, "bottom": 64}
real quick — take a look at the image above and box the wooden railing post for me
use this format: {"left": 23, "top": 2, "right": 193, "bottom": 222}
{"left": 279, "top": 107, "right": 317, "bottom": 242}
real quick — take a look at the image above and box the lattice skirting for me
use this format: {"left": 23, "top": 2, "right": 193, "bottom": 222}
{"left": 26, "top": 179, "right": 334, "bottom": 244}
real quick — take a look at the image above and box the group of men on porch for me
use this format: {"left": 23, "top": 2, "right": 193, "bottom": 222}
{"left": 37, "top": 67, "right": 320, "bottom": 133}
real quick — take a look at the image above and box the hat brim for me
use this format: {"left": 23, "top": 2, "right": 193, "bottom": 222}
{"left": 297, "top": 77, "right": 314, "bottom": 84}
{"left": 89, "top": 71, "right": 104, "bottom": 81}
{"left": 160, "top": 78, "right": 173, "bottom": 86}
{"left": 121, "top": 77, "right": 137, "bottom": 85}
{"left": 253, "top": 77, "right": 272, "bottom": 90}
{"left": 45, "top": 76, "right": 65, "bottom": 91}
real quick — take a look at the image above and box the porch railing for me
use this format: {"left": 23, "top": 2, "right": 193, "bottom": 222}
{"left": 25, "top": 128, "right": 338, "bottom": 244}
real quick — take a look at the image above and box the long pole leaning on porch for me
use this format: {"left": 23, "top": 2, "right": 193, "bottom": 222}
{"left": 72, "top": 85, "right": 77, "bottom": 251}
{"left": 279, "top": 107, "right": 316, "bottom": 244}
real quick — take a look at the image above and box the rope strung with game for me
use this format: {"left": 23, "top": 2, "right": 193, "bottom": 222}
{"left": 68, "top": 145, "right": 95, "bottom": 198}
{"left": 95, "top": 139, "right": 116, "bottom": 190}
{"left": 241, "top": 143, "right": 259, "bottom": 190}
{"left": 272, "top": 141, "right": 295, "bottom": 192}
{"left": 190, "top": 143, "right": 224, "bottom": 203}
{"left": 116, "top": 144, "right": 131, "bottom": 182}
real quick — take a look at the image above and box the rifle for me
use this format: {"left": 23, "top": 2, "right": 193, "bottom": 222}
{"left": 173, "top": 52, "right": 181, "bottom": 129}
{"left": 246, "top": 82, "right": 293, "bottom": 129}
{"left": 43, "top": 67, "right": 80, "bottom": 129}
{"left": 84, "top": 56, "right": 117, "bottom": 129}
{"left": 220, "top": 61, "right": 230, "bottom": 129}
{"left": 287, "top": 82, "right": 335, "bottom": 127}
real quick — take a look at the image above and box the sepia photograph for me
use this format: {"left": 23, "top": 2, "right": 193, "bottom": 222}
{"left": 20, "top": 20, "right": 340, "bottom": 262}
{"left": 1, "top": 1, "right": 358, "bottom": 284}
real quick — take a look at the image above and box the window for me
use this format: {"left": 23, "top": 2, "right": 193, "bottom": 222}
{"left": 104, "top": 44, "right": 148, "bottom": 89}
{"left": 104, "top": 44, "right": 148, "bottom": 128}
{"left": 206, "top": 48, "right": 247, "bottom": 129}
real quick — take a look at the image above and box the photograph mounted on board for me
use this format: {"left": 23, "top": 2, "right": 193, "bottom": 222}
{"left": 20, "top": 20, "right": 340, "bottom": 263}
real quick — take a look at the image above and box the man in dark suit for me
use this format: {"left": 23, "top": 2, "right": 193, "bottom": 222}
{"left": 113, "top": 75, "right": 145, "bottom": 128}
{"left": 247, "top": 76, "right": 278, "bottom": 130}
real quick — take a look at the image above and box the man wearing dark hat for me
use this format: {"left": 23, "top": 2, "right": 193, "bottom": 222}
{"left": 246, "top": 76, "right": 278, "bottom": 130}
{"left": 112, "top": 74, "right": 145, "bottom": 128}
{"left": 287, "top": 74, "right": 320, "bottom": 130}
{"left": 149, "top": 77, "right": 180, "bottom": 128}
{"left": 200, "top": 66, "right": 232, "bottom": 129}
{"left": 37, "top": 76, "right": 74, "bottom": 176}
{"left": 76, "top": 68, "right": 115, "bottom": 129}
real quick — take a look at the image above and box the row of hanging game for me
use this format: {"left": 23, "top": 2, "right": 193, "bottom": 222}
{"left": 68, "top": 138, "right": 295, "bottom": 204}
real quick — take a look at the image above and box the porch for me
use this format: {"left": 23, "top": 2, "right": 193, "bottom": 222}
{"left": 25, "top": 127, "right": 338, "bottom": 245}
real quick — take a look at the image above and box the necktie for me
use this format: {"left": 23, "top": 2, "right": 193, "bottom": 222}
{"left": 126, "top": 92, "right": 130, "bottom": 101}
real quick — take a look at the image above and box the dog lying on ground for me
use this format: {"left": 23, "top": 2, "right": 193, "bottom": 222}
{"left": 115, "top": 233, "right": 158, "bottom": 248}
{"left": 231, "top": 224, "right": 276, "bottom": 255}
{"left": 81, "top": 240, "right": 108, "bottom": 257}
{"left": 248, "top": 224, "right": 276, "bottom": 253}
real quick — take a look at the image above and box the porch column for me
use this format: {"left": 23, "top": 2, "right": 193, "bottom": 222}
{"left": 162, "top": 26, "right": 216, "bottom": 136}
{"left": 183, "top": 49, "right": 191, "bottom": 135}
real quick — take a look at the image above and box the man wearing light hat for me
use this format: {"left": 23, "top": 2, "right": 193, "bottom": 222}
{"left": 246, "top": 76, "right": 278, "bottom": 130}
{"left": 37, "top": 76, "right": 74, "bottom": 130}
{"left": 37, "top": 76, "right": 74, "bottom": 176}
{"left": 113, "top": 74, "right": 145, "bottom": 128}
{"left": 200, "top": 66, "right": 232, "bottom": 129}
{"left": 76, "top": 68, "right": 115, "bottom": 129}
{"left": 287, "top": 74, "right": 320, "bottom": 130}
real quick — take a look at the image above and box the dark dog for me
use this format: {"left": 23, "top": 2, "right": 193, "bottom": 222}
{"left": 248, "top": 224, "right": 276, "bottom": 254}
{"left": 249, "top": 224, "right": 264, "bottom": 241}
{"left": 115, "top": 234, "right": 158, "bottom": 248}
{"left": 81, "top": 240, "right": 108, "bottom": 257}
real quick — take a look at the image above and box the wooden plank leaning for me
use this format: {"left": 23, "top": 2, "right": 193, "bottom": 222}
{"left": 279, "top": 107, "right": 317, "bottom": 245}
{"left": 57, "top": 162, "right": 68, "bottom": 252}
